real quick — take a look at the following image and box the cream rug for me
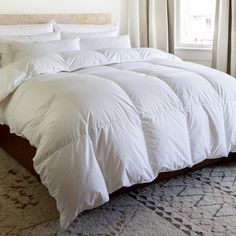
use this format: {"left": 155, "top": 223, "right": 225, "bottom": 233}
{"left": 0, "top": 147, "right": 236, "bottom": 236}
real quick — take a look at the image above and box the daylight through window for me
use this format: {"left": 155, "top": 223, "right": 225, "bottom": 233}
{"left": 176, "top": 0, "right": 216, "bottom": 48}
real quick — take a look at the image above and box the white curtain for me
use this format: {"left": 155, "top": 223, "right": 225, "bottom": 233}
{"left": 212, "top": 0, "right": 236, "bottom": 77}
{"left": 128, "top": 0, "right": 175, "bottom": 53}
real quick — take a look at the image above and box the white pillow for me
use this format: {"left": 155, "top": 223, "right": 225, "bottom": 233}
{"left": 0, "top": 22, "right": 53, "bottom": 36}
{"left": 0, "top": 31, "right": 61, "bottom": 42}
{"left": 53, "top": 21, "right": 119, "bottom": 34}
{"left": 10, "top": 38, "right": 80, "bottom": 63}
{"left": 0, "top": 32, "right": 61, "bottom": 67}
{"left": 61, "top": 30, "right": 118, "bottom": 39}
{"left": 80, "top": 35, "right": 132, "bottom": 50}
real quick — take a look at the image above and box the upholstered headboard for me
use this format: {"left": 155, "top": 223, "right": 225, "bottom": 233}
{"left": 0, "top": 14, "right": 112, "bottom": 25}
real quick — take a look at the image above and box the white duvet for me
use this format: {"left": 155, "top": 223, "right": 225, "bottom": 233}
{"left": 0, "top": 48, "right": 236, "bottom": 229}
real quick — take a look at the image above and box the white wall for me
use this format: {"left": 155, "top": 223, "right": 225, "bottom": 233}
{"left": 0, "top": 0, "right": 124, "bottom": 31}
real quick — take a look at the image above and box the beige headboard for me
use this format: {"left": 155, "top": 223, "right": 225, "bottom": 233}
{"left": 0, "top": 14, "right": 112, "bottom": 25}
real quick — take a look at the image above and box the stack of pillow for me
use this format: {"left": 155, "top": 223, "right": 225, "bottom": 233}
{"left": 0, "top": 20, "right": 131, "bottom": 68}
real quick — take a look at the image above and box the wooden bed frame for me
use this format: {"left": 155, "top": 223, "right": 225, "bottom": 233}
{"left": 0, "top": 14, "right": 235, "bottom": 195}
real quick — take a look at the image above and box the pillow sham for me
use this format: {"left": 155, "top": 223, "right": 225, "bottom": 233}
{"left": 0, "top": 22, "right": 53, "bottom": 36}
{"left": 0, "top": 32, "right": 61, "bottom": 67}
{"left": 53, "top": 21, "right": 119, "bottom": 34}
{"left": 80, "top": 35, "right": 132, "bottom": 50}
{"left": 61, "top": 30, "right": 118, "bottom": 39}
{"left": 0, "top": 31, "right": 61, "bottom": 42}
{"left": 10, "top": 38, "right": 80, "bottom": 63}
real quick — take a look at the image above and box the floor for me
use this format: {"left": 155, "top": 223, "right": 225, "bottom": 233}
{"left": 0, "top": 148, "right": 236, "bottom": 236}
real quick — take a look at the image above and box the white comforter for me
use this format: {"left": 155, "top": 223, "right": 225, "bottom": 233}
{"left": 1, "top": 48, "right": 236, "bottom": 229}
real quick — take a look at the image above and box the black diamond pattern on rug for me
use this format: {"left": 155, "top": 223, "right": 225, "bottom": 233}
{"left": 128, "top": 159, "right": 236, "bottom": 235}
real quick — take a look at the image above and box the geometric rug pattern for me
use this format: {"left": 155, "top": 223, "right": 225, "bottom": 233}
{"left": 0, "top": 147, "right": 236, "bottom": 236}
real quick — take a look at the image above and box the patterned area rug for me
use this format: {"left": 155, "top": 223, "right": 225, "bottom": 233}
{"left": 0, "top": 148, "right": 236, "bottom": 236}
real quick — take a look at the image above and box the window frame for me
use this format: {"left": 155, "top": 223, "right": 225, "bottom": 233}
{"left": 175, "top": 0, "right": 215, "bottom": 50}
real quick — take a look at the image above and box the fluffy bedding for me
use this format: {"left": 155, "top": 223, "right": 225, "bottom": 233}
{"left": 0, "top": 48, "right": 236, "bottom": 229}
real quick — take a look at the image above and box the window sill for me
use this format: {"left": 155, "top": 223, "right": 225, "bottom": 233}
{"left": 175, "top": 47, "right": 212, "bottom": 51}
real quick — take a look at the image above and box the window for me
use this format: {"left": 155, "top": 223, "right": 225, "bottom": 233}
{"left": 175, "top": 0, "right": 216, "bottom": 49}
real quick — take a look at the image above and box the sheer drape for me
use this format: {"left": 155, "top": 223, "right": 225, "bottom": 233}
{"left": 212, "top": 0, "right": 236, "bottom": 77}
{"left": 128, "top": 0, "right": 175, "bottom": 53}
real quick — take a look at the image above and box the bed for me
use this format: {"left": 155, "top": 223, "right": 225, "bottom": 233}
{"left": 0, "top": 14, "right": 236, "bottom": 229}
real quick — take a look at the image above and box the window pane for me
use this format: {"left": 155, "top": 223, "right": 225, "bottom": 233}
{"left": 179, "top": 0, "right": 216, "bottom": 46}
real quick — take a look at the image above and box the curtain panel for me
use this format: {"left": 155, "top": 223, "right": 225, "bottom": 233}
{"left": 128, "top": 0, "right": 175, "bottom": 53}
{"left": 213, "top": 0, "right": 236, "bottom": 77}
